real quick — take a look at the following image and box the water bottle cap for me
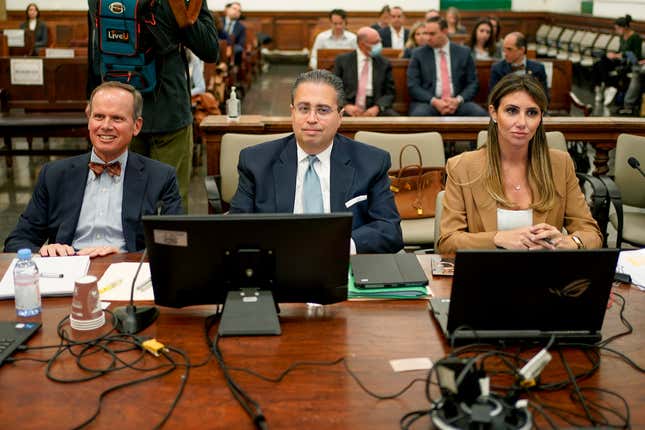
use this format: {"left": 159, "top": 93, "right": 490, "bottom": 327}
{"left": 17, "top": 248, "right": 32, "bottom": 260}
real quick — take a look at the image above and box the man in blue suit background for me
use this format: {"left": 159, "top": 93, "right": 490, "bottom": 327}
{"left": 489, "top": 32, "right": 548, "bottom": 100}
{"left": 407, "top": 16, "right": 487, "bottom": 116}
{"left": 230, "top": 70, "right": 403, "bottom": 254}
{"left": 4, "top": 82, "right": 183, "bottom": 257}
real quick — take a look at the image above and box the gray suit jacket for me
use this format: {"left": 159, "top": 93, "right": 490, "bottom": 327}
{"left": 407, "top": 43, "right": 479, "bottom": 103}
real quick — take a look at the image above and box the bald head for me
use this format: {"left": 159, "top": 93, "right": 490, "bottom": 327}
{"left": 503, "top": 32, "right": 527, "bottom": 64}
{"left": 357, "top": 26, "right": 382, "bottom": 56}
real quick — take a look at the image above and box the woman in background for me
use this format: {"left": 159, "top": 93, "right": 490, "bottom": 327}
{"left": 468, "top": 18, "right": 497, "bottom": 61}
{"left": 593, "top": 15, "right": 643, "bottom": 105}
{"left": 437, "top": 74, "right": 602, "bottom": 253}
{"left": 401, "top": 21, "right": 428, "bottom": 58}
{"left": 487, "top": 15, "right": 503, "bottom": 58}
{"left": 446, "top": 7, "right": 466, "bottom": 35}
{"left": 20, "top": 3, "right": 48, "bottom": 53}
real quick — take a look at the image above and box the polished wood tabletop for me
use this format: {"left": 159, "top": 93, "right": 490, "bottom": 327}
{"left": 0, "top": 253, "right": 642, "bottom": 429}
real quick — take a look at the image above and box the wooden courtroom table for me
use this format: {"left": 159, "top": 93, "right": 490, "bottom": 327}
{"left": 201, "top": 115, "right": 645, "bottom": 177}
{"left": 0, "top": 253, "right": 642, "bottom": 429}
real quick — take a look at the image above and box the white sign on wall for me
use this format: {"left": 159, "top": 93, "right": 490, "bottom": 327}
{"left": 10, "top": 59, "right": 44, "bottom": 85}
{"left": 4, "top": 29, "right": 25, "bottom": 47}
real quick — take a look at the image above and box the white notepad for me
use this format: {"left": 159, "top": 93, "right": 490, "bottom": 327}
{"left": 0, "top": 255, "right": 90, "bottom": 298}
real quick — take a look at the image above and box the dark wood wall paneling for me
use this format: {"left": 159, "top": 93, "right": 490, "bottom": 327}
{"left": 6, "top": 10, "right": 644, "bottom": 51}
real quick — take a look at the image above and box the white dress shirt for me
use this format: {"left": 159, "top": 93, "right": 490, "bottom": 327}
{"left": 389, "top": 26, "right": 405, "bottom": 50}
{"left": 356, "top": 49, "right": 373, "bottom": 97}
{"left": 72, "top": 150, "right": 127, "bottom": 252}
{"left": 309, "top": 29, "right": 357, "bottom": 69}
{"left": 433, "top": 42, "right": 454, "bottom": 99}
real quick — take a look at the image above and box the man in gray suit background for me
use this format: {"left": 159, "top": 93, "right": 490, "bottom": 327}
{"left": 407, "top": 16, "right": 487, "bottom": 116}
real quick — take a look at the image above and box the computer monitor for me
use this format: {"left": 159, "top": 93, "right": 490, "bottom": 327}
{"left": 141, "top": 213, "right": 352, "bottom": 336}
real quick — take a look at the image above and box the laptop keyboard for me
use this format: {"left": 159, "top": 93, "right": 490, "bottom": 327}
{"left": 0, "top": 322, "right": 41, "bottom": 366}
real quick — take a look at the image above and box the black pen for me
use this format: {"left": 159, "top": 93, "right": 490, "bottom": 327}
{"left": 40, "top": 273, "right": 64, "bottom": 278}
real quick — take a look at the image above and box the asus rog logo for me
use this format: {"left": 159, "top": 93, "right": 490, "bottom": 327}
{"left": 549, "top": 279, "right": 590, "bottom": 298}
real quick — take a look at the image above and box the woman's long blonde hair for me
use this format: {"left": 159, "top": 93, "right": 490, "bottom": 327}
{"left": 484, "top": 74, "right": 556, "bottom": 212}
{"left": 405, "top": 21, "right": 426, "bottom": 50}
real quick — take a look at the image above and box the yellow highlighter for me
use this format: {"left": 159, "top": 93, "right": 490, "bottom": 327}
{"left": 99, "top": 279, "right": 123, "bottom": 295}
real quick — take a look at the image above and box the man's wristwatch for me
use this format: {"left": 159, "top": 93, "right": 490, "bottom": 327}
{"left": 571, "top": 235, "right": 585, "bottom": 249}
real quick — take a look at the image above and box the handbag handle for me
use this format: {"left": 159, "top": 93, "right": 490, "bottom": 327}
{"left": 398, "top": 144, "right": 424, "bottom": 170}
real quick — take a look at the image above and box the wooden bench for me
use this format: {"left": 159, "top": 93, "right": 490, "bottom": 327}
{"left": 0, "top": 56, "right": 89, "bottom": 167}
{"left": 200, "top": 115, "right": 645, "bottom": 178}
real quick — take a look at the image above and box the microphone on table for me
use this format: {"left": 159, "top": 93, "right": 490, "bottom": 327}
{"left": 113, "top": 201, "right": 164, "bottom": 334}
{"left": 627, "top": 157, "right": 645, "bottom": 179}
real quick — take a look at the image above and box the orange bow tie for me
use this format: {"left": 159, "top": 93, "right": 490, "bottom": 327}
{"left": 88, "top": 161, "right": 122, "bottom": 177}
{"left": 511, "top": 63, "right": 525, "bottom": 71}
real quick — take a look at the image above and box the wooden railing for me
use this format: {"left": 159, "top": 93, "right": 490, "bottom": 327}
{"left": 200, "top": 115, "right": 645, "bottom": 177}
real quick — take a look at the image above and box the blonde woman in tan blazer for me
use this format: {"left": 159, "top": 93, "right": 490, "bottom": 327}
{"left": 437, "top": 75, "right": 602, "bottom": 254}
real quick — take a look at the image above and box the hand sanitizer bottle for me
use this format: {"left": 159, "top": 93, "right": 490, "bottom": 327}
{"left": 227, "top": 86, "right": 241, "bottom": 121}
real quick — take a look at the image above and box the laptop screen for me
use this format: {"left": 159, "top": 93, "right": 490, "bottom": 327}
{"left": 447, "top": 249, "right": 619, "bottom": 334}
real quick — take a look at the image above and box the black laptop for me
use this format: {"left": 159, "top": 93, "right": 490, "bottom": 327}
{"left": 429, "top": 249, "right": 620, "bottom": 344}
{"left": 351, "top": 253, "right": 428, "bottom": 289}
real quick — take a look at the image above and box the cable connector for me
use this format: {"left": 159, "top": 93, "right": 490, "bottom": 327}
{"left": 141, "top": 338, "right": 166, "bottom": 357}
{"left": 519, "top": 348, "right": 552, "bottom": 385}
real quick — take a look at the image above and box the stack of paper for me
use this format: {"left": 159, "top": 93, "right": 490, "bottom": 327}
{"left": 0, "top": 255, "right": 90, "bottom": 298}
{"left": 347, "top": 272, "right": 430, "bottom": 299}
{"left": 616, "top": 249, "right": 645, "bottom": 291}
{"left": 98, "top": 263, "right": 154, "bottom": 301}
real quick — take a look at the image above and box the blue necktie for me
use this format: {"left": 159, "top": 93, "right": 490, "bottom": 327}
{"left": 302, "top": 155, "right": 323, "bottom": 213}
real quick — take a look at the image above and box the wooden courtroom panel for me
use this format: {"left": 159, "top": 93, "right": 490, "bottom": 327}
{"left": 200, "top": 115, "right": 645, "bottom": 177}
{"left": 0, "top": 57, "right": 88, "bottom": 112}
{"left": 0, "top": 252, "right": 642, "bottom": 429}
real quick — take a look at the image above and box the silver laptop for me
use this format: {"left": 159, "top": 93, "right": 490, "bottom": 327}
{"left": 430, "top": 249, "right": 619, "bottom": 344}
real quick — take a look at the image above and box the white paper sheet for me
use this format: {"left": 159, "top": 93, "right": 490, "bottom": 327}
{"left": 616, "top": 249, "right": 645, "bottom": 291}
{"left": 0, "top": 256, "right": 90, "bottom": 298}
{"left": 98, "top": 263, "right": 154, "bottom": 301}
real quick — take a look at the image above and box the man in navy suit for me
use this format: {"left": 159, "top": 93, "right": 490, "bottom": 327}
{"left": 334, "top": 27, "right": 398, "bottom": 116}
{"left": 4, "top": 82, "right": 182, "bottom": 257}
{"left": 222, "top": 2, "right": 246, "bottom": 65}
{"left": 489, "top": 32, "right": 548, "bottom": 100}
{"left": 407, "top": 17, "right": 487, "bottom": 116}
{"left": 230, "top": 70, "right": 403, "bottom": 254}
{"left": 378, "top": 6, "right": 409, "bottom": 49}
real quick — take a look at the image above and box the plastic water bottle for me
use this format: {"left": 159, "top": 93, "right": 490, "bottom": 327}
{"left": 13, "top": 249, "right": 41, "bottom": 317}
{"left": 227, "top": 86, "right": 241, "bottom": 120}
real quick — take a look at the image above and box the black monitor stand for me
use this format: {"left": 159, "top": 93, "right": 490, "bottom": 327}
{"left": 218, "top": 288, "right": 281, "bottom": 336}
{"left": 217, "top": 248, "right": 281, "bottom": 336}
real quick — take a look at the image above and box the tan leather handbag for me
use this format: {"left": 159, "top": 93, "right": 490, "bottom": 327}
{"left": 388, "top": 144, "right": 445, "bottom": 219}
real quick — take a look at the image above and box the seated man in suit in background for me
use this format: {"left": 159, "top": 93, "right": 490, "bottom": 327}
{"left": 4, "top": 82, "right": 183, "bottom": 257}
{"left": 222, "top": 1, "right": 246, "bottom": 66}
{"left": 379, "top": 6, "right": 409, "bottom": 49}
{"left": 309, "top": 9, "right": 357, "bottom": 70}
{"left": 407, "top": 17, "right": 487, "bottom": 116}
{"left": 370, "top": 5, "right": 390, "bottom": 32}
{"left": 230, "top": 70, "right": 403, "bottom": 254}
{"left": 489, "top": 32, "right": 548, "bottom": 99}
{"left": 334, "top": 27, "right": 398, "bottom": 117}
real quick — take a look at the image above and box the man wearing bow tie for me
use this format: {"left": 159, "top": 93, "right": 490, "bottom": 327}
{"left": 489, "top": 32, "right": 549, "bottom": 101}
{"left": 4, "top": 82, "right": 183, "bottom": 257}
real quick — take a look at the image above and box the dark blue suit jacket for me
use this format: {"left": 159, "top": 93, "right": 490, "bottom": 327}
{"left": 407, "top": 43, "right": 479, "bottom": 103}
{"left": 221, "top": 17, "right": 246, "bottom": 54}
{"left": 489, "top": 59, "right": 549, "bottom": 100}
{"left": 229, "top": 134, "right": 403, "bottom": 254}
{"left": 378, "top": 27, "right": 410, "bottom": 48}
{"left": 4, "top": 152, "right": 183, "bottom": 253}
